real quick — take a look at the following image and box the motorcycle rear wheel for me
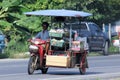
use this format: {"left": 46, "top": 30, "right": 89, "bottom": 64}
{"left": 41, "top": 68, "right": 48, "bottom": 74}
{"left": 28, "top": 56, "right": 36, "bottom": 75}
{"left": 79, "top": 55, "right": 87, "bottom": 75}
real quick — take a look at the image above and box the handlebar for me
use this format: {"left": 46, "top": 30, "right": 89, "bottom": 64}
{"left": 28, "top": 38, "right": 49, "bottom": 45}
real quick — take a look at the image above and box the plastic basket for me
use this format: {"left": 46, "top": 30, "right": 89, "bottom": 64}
{"left": 49, "top": 32, "right": 63, "bottom": 38}
{"left": 51, "top": 40, "right": 64, "bottom": 47}
{"left": 71, "top": 41, "right": 85, "bottom": 52}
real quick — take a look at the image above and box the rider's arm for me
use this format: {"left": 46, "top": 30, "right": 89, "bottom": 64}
{"left": 46, "top": 30, "right": 50, "bottom": 39}
{"left": 35, "top": 32, "right": 41, "bottom": 39}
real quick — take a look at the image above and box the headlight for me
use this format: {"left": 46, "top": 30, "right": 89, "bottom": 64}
{"left": 29, "top": 45, "right": 38, "bottom": 53}
{"left": 0, "top": 41, "right": 4, "bottom": 44}
{"left": 1, "top": 41, "right": 4, "bottom": 44}
{"left": 34, "top": 41, "right": 40, "bottom": 44}
{"left": 29, "top": 45, "right": 38, "bottom": 50}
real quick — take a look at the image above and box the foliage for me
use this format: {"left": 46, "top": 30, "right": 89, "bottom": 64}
{"left": 4, "top": 40, "right": 29, "bottom": 57}
{"left": 0, "top": 53, "right": 9, "bottom": 59}
{"left": 0, "top": 0, "right": 120, "bottom": 56}
{"left": 64, "top": 0, "right": 120, "bottom": 24}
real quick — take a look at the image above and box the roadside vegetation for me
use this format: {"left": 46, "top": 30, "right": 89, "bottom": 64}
{"left": 109, "top": 36, "right": 120, "bottom": 54}
{"left": 0, "top": 0, "right": 120, "bottom": 58}
{"left": 1, "top": 35, "right": 119, "bottom": 59}
{"left": 0, "top": 41, "right": 29, "bottom": 58}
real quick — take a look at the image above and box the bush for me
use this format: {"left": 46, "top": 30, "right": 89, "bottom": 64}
{"left": 108, "top": 36, "right": 119, "bottom": 54}
{"left": 0, "top": 53, "right": 9, "bottom": 59}
{"left": 2, "top": 39, "right": 29, "bottom": 58}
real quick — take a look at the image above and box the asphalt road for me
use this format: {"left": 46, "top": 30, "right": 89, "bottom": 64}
{"left": 0, "top": 55, "right": 120, "bottom": 80}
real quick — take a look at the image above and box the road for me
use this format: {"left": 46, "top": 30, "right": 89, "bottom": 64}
{"left": 0, "top": 55, "right": 120, "bottom": 80}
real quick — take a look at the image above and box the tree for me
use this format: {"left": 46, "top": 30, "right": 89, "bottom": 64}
{"left": 0, "top": 0, "right": 120, "bottom": 54}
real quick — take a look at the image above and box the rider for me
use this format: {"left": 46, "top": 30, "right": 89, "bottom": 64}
{"left": 35, "top": 22, "right": 50, "bottom": 54}
{"left": 35, "top": 22, "right": 49, "bottom": 40}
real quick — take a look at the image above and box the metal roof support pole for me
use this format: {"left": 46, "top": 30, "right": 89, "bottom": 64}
{"left": 108, "top": 23, "right": 111, "bottom": 42}
{"left": 69, "top": 23, "right": 72, "bottom": 49}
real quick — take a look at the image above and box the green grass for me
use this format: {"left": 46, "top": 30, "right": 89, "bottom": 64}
{"left": 88, "top": 52, "right": 102, "bottom": 56}
{"left": 0, "top": 41, "right": 29, "bottom": 59}
{"left": 8, "top": 52, "right": 29, "bottom": 59}
{"left": 0, "top": 53, "right": 9, "bottom": 59}
{"left": 1, "top": 36, "right": 120, "bottom": 59}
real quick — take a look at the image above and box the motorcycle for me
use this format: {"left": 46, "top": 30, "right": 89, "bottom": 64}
{"left": 25, "top": 9, "right": 91, "bottom": 75}
{"left": 28, "top": 38, "right": 49, "bottom": 75}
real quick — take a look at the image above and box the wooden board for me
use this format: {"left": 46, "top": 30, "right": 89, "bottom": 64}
{"left": 46, "top": 55, "right": 70, "bottom": 67}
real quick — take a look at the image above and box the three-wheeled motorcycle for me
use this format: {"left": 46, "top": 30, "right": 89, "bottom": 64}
{"left": 25, "top": 9, "right": 92, "bottom": 75}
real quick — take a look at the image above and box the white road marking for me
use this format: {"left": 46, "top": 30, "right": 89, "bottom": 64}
{"left": 90, "top": 65, "right": 120, "bottom": 69}
{"left": 0, "top": 59, "right": 28, "bottom": 62}
{"left": 39, "top": 72, "right": 120, "bottom": 80}
{"left": 2, "top": 65, "right": 117, "bottom": 70}
{"left": 0, "top": 73, "right": 27, "bottom": 77}
{"left": 0, "top": 65, "right": 27, "bottom": 68}
{"left": 0, "top": 65, "right": 120, "bottom": 76}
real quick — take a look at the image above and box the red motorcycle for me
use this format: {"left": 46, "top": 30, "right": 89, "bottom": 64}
{"left": 25, "top": 9, "right": 91, "bottom": 75}
{"left": 28, "top": 39, "right": 49, "bottom": 75}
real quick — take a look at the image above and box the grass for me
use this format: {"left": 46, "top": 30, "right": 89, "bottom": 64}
{"left": 1, "top": 46, "right": 120, "bottom": 59}
{"left": 1, "top": 37, "right": 120, "bottom": 59}
{"left": 88, "top": 52, "right": 102, "bottom": 56}
{"left": 8, "top": 52, "right": 29, "bottom": 59}
{"left": 0, "top": 40, "right": 29, "bottom": 59}
{"left": 0, "top": 52, "right": 29, "bottom": 59}
{"left": 0, "top": 53, "right": 9, "bottom": 59}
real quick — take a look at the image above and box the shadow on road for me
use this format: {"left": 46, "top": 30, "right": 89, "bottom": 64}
{"left": 32, "top": 71, "right": 103, "bottom": 75}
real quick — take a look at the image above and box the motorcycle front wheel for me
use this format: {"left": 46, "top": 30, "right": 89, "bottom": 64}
{"left": 28, "top": 56, "right": 37, "bottom": 75}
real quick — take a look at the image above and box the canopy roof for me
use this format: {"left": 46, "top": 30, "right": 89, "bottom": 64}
{"left": 24, "top": 9, "right": 92, "bottom": 17}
